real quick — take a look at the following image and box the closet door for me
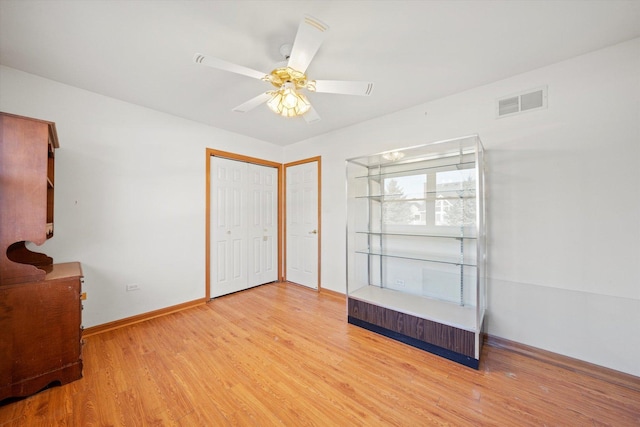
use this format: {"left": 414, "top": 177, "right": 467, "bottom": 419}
{"left": 210, "top": 157, "right": 278, "bottom": 298}
{"left": 247, "top": 163, "right": 278, "bottom": 287}
{"left": 211, "top": 157, "right": 247, "bottom": 298}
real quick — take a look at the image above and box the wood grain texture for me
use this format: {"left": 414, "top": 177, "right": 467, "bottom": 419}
{"left": 82, "top": 298, "right": 207, "bottom": 338}
{"left": 0, "top": 113, "right": 55, "bottom": 285}
{"left": 1, "top": 282, "right": 638, "bottom": 425}
{"left": 348, "top": 297, "right": 476, "bottom": 358}
{"left": 0, "top": 263, "right": 83, "bottom": 401}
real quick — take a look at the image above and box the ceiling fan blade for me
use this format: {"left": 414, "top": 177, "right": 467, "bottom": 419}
{"left": 287, "top": 15, "right": 329, "bottom": 74}
{"left": 312, "top": 80, "right": 374, "bottom": 96}
{"left": 303, "top": 106, "right": 321, "bottom": 124}
{"left": 193, "top": 53, "right": 268, "bottom": 80}
{"left": 232, "top": 92, "right": 273, "bottom": 113}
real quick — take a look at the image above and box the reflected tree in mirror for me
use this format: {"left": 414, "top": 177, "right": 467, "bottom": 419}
{"left": 436, "top": 171, "right": 476, "bottom": 227}
{"left": 382, "top": 177, "right": 426, "bottom": 225}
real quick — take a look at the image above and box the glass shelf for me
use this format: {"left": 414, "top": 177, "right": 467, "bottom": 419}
{"left": 347, "top": 135, "right": 480, "bottom": 169}
{"left": 354, "top": 249, "right": 477, "bottom": 267}
{"left": 354, "top": 190, "right": 477, "bottom": 201}
{"left": 355, "top": 231, "right": 477, "bottom": 240}
{"left": 354, "top": 160, "right": 476, "bottom": 181}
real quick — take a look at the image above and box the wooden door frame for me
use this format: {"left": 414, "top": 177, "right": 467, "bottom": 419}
{"left": 205, "top": 149, "right": 283, "bottom": 300}
{"left": 283, "top": 156, "right": 322, "bottom": 291}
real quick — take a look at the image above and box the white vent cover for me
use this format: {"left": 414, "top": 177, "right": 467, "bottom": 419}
{"left": 497, "top": 86, "right": 547, "bottom": 117}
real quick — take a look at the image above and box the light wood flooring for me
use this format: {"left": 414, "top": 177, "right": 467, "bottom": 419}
{"left": 1, "top": 282, "right": 639, "bottom": 426}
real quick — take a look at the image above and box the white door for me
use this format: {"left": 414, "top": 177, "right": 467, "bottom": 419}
{"left": 246, "top": 163, "right": 278, "bottom": 287}
{"left": 211, "top": 157, "right": 277, "bottom": 298}
{"left": 286, "top": 161, "right": 319, "bottom": 289}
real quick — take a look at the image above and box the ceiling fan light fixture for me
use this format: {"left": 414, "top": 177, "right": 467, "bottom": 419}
{"left": 267, "top": 82, "right": 311, "bottom": 117}
{"left": 194, "top": 15, "right": 374, "bottom": 123}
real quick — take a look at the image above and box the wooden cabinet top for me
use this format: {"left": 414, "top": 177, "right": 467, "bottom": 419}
{"left": 46, "top": 262, "right": 83, "bottom": 280}
{"left": 0, "top": 112, "right": 59, "bottom": 148}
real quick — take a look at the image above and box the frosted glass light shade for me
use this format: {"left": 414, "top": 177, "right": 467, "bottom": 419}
{"left": 267, "top": 83, "right": 311, "bottom": 117}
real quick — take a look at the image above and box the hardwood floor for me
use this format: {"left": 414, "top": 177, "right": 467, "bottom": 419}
{"left": 1, "top": 282, "right": 639, "bottom": 426}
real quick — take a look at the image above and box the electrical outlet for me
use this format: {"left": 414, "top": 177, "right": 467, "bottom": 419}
{"left": 395, "top": 279, "right": 405, "bottom": 287}
{"left": 126, "top": 283, "right": 140, "bottom": 292}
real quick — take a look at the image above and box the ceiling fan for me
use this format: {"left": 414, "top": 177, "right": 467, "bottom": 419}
{"left": 193, "top": 15, "right": 374, "bottom": 123}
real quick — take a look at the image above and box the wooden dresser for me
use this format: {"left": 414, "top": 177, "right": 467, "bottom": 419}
{"left": 0, "top": 112, "right": 84, "bottom": 401}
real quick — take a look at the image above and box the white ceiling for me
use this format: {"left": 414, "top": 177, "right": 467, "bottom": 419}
{"left": 1, "top": 1, "right": 639, "bottom": 146}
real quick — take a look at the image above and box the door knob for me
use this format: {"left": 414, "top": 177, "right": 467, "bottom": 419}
{"left": 309, "top": 229, "right": 317, "bottom": 234}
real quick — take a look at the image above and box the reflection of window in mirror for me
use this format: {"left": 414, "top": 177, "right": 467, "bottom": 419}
{"left": 379, "top": 169, "right": 477, "bottom": 228}
{"left": 435, "top": 169, "right": 476, "bottom": 227}
{"left": 382, "top": 174, "right": 427, "bottom": 225}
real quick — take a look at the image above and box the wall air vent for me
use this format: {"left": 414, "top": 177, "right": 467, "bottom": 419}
{"left": 497, "top": 86, "right": 547, "bottom": 118}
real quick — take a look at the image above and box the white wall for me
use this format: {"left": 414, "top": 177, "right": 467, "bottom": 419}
{"left": 284, "top": 38, "right": 640, "bottom": 376}
{"left": 2, "top": 37, "right": 638, "bottom": 376}
{"left": 0, "top": 65, "right": 282, "bottom": 328}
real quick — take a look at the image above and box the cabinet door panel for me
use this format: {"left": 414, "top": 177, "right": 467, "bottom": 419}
{"left": 0, "top": 276, "right": 82, "bottom": 399}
